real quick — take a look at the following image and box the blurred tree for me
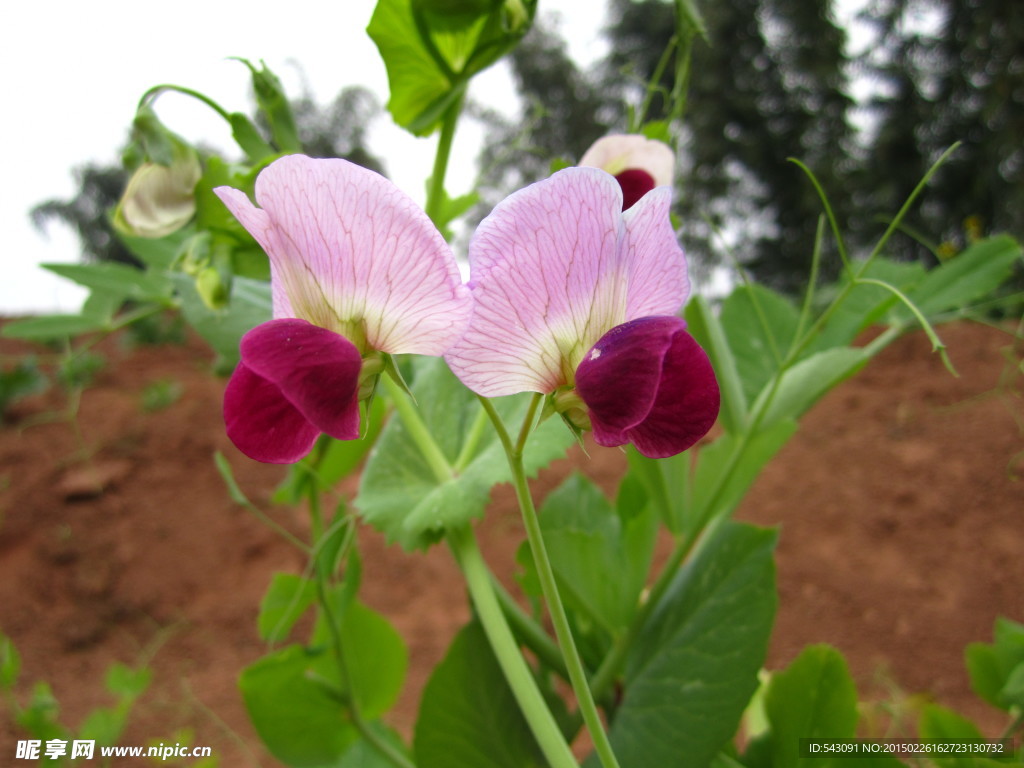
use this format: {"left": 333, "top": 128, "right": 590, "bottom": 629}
{"left": 30, "top": 164, "right": 134, "bottom": 265}
{"left": 859, "top": 0, "right": 1024, "bottom": 260}
{"left": 30, "top": 86, "right": 386, "bottom": 265}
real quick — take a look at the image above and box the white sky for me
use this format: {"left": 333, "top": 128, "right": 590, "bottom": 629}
{"left": 1, "top": 0, "right": 608, "bottom": 314}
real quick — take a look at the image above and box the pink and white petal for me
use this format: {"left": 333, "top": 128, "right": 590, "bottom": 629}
{"left": 240, "top": 319, "right": 362, "bottom": 441}
{"left": 247, "top": 155, "right": 469, "bottom": 355}
{"left": 574, "top": 317, "right": 673, "bottom": 447}
{"left": 622, "top": 186, "right": 689, "bottom": 320}
{"left": 224, "top": 363, "right": 321, "bottom": 464}
{"left": 579, "top": 135, "right": 675, "bottom": 186}
{"left": 215, "top": 186, "right": 294, "bottom": 318}
{"left": 446, "top": 168, "right": 628, "bottom": 396}
{"left": 627, "top": 327, "right": 720, "bottom": 459}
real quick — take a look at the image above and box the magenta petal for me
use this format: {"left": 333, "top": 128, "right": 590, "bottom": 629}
{"left": 224, "top": 319, "right": 363, "bottom": 463}
{"left": 576, "top": 316, "right": 720, "bottom": 458}
{"left": 224, "top": 363, "right": 321, "bottom": 463}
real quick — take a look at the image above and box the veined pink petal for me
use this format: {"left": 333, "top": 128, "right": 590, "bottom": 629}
{"left": 445, "top": 167, "right": 689, "bottom": 397}
{"left": 445, "top": 168, "right": 627, "bottom": 396}
{"left": 224, "top": 319, "right": 363, "bottom": 463}
{"left": 622, "top": 186, "right": 689, "bottom": 319}
{"left": 215, "top": 155, "right": 470, "bottom": 355}
{"left": 579, "top": 134, "right": 675, "bottom": 187}
{"left": 576, "top": 316, "right": 719, "bottom": 459}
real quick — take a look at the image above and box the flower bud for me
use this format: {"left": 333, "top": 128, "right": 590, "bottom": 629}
{"left": 114, "top": 146, "right": 201, "bottom": 238}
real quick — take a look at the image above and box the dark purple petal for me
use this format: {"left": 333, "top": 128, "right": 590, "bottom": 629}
{"left": 575, "top": 317, "right": 673, "bottom": 445}
{"left": 224, "top": 363, "right": 321, "bottom": 463}
{"left": 576, "top": 315, "right": 720, "bottom": 458}
{"left": 626, "top": 325, "right": 720, "bottom": 458}
{"left": 615, "top": 168, "right": 656, "bottom": 210}
{"left": 223, "top": 319, "right": 363, "bottom": 463}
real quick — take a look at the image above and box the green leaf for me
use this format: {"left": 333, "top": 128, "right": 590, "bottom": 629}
{"left": 258, "top": 573, "right": 318, "bottom": 644}
{"left": 917, "top": 704, "right": 1012, "bottom": 768}
{"left": 339, "top": 723, "right": 412, "bottom": 768}
{"left": 311, "top": 595, "right": 408, "bottom": 720}
{"left": 115, "top": 223, "right": 193, "bottom": 270}
{"left": 903, "top": 235, "right": 1023, "bottom": 318}
{"left": 357, "top": 357, "right": 573, "bottom": 550}
{"left": 610, "top": 521, "right": 777, "bottom": 768}
{"left": 750, "top": 347, "right": 870, "bottom": 431}
{"left": 688, "top": 419, "right": 798, "bottom": 538}
{"left": 369, "top": 0, "right": 459, "bottom": 135}
{"left": 966, "top": 617, "right": 1024, "bottom": 711}
{"left": 0, "top": 632, "right": 20, "bottom": 689}
{"left": 686, "top": 295, "right": 748, "bottom": 434}
{"left": 240, "top": 644, "right": 359, "bottom": 767}
{"left": 538, "top": 473, "right": 658, "bottom": 637}
{"left": 77, "top": 707, "right": 127, "bottom": 746}
{"left": 414, "top": 621, "right": 545, "bottom": 768}
{"left": 719, "top": 284, "right": 800, "bottom": 403}
{"left": 1, "top": 314, "right": 108, "bottom": 341}
{"left": 16, "top": 682, "right": 69, "bottom": 743}
{"left": 105, "top": 663, "right": 151, "bottom": 698}
{"left": 42, "top": 262, "right": 173, "bottom": 304}
{"left": 171, "top": 273, "right": 271, "bottom": 368}
{"left": 369, "top": 0, "right": 535, "bottom": 135}
{"left": 757, "top": 645, "right": 859, "bottom": 768}
{"left": 813, "top": 257, "right": 927, "bottom": 351}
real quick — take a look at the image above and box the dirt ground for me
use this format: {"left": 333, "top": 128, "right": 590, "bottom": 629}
{"left": 0, "top": 319, "right": 1021, "bottom": 766}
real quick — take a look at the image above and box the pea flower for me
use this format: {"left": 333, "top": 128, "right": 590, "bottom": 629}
{"left": 215, "top": 154, "right": 471, "bottom": 463}
{"left": 445, "top": 167, "right": 718, "bottom": 459}
{"left": 579, "top": 134, "right": 675, "bottom": 210}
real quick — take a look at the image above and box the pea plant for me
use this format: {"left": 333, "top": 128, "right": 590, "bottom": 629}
{"left": 5, "top": 1, "right": 1022, "bottom": 766}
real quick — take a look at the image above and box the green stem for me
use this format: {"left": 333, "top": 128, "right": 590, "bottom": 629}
{"left": 138, "top": 84, "right": 232, "bottom": 121}
{"left": 381, "top": 374, "right": 453, "bottom": 484}
{"left": 492, "top": 577, "right": 568, "bottom": 679}
{"left": 382, "top": 379, "right": 576, "bottom": 765}
{"left": 480, "top": 395, "right": 622, "bottom": 768}
{"left": 450, "top": 525, "right": 579, "bottom": 768}
{"left": 308, "top": 488, "right": 415, "bottom": 768}
{"left": 425, "top": 97, "right": 463, "bottom": 227}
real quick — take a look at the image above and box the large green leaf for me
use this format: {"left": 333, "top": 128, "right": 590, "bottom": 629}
{"left": 903, "top": 235, "right": 1023, "bottom": 318}
{"left": 257, "top": 573, "right": 317, "bottom": 644}
{"left": 311, "top": 595, "right": 409, "bottom": 721}
{"left": 42, "top": 262, "right": 174, "bottom": 304}
{"left": 965, "top": 617, "right": 1024, "bottom": 712}
{"left": 687, "top": 419, "right": 798, "bottom": 538}
{"left": 368, "top": 0, "right": 535, "bottom": 135}
{"left": 414, "top": 621, "right": 545, "bottom": 768}
{"left": 686, "top": 295, "right": 748, "bottom": 434}
{"left": 608, "top": 521, "right": 778, "bottom": 768}
{"left": 918, "top": 704, "right": 1015, "bottom": 768}
{"left": 171, "top": 273, "right": 271, "bottom": 367}
{"left": 241, "top": 598, "right": 407, "bottom": 767}
{"left": 538, "top": 473, "right": 659, "bottom": 637}
{"left": 754, "top": 645, "right": 859, "bottom": 768}
{"left": 357, "top": 357, "right": 573, "bottom": 550}
{"left": 811, "top": 257, "right": 927, "bottom": 352}
{"left": 719, "top": 285, "right": 801, "bottom": 403}
{"left": 750, "top": 347, "right": 870, "bottom": 431}
{"left": 240, "top": 644, "right": 359, "bottom": 767}
{"left": 1, "top": 314, "right": 108, "bottom": 341}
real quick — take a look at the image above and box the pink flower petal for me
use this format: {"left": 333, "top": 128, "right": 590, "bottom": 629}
{"left": 579, "top": 134, "right": 675, "bottom": 187}
{"left": 576, "top": 316, "right": 720, "bottom": 458}
{"left": 223, "top": 319, "right": 363, "bottom": 463}
{"left": 215, "top": 155, "right": 470, "bottom": 355}
{"left": 445, "top": 167, "right": 689, "bottom": 397}
{"left": 622, "top": 187, "right": 689, "bottom": 319}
